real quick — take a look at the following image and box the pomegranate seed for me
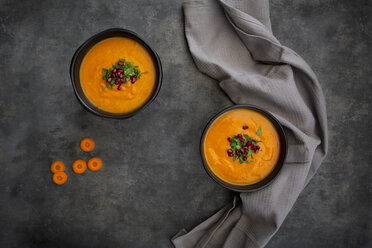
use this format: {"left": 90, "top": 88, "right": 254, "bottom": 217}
{"left": 120, "top": 78, "right": 125, "bottom": 83}
{"left": 255, "top": 149, "right": 259, "bottom": 154}
{"left": 117, "top": 84, "right": 122, "bottom": 90}
{"left": 240, "top": 149, "right": 245, "bottom": 154}
{"left": 239, "top": 137, "right": 245, "bottom": 142}
{"left": 131, "top": 75, "right": 137, "bottom": 83}
{"left": 123, "top": 77, "right": 127, "bottom": 82}
{"left": 228, "top": 152, "right": 233, "bottom": 157}
{"left": 236, "top": 150, "right": 240, "bottom": 155}
{"left": 243, "top": 157, "right": 247, "bottom": 161}
{"left": 115, "top": 79, "right": 120, "bottom": 85}
{"left": 119, "top": 74, "right": 123, "bottom": 78}
{"left": 256, "top": 145, "right": 260, "bottom": 150}
{"left": 227, "top": 137, "right": 232, "bottom": 142}
{"left": 250, "top": 144, "right": 255, "bottom": 149}
{"left": 244, "top": 148, "right": 249, "bottom": 153}
{"left": 108, "top": 78, "right": 112, "bottom": 83}
{"left": 242, "top": 125, "right": 248, "bottom": 130}
{"left": 237, "top": 134, "right": 242, "bottom": 139}
{"left": 243, "top": 146, "right": 248, "bottom": 149}
{"left": 247, "top": 142, "right": 251, "bottom": 146}
{"left": 113, "top": 69, "right": 117, "bottom": 73}
{"left": 227, "top": 149, "right": 233, "bottom": 153}
{"left": 118, "top": 61, "right": 124, "bottom": 65}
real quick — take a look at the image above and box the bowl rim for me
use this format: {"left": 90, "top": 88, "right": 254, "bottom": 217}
{"left": 69, "top": 28, "right": 163, "bottom": 119}
{"left": 200, "top": 104, "right": 287, "bottom": 192}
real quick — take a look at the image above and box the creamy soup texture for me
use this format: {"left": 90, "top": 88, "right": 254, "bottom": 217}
{"left": 203, "top": 109, "right": 281, "bottom": 185}
{"left": 80, "top": 37, "right": 157, "bottom": 113}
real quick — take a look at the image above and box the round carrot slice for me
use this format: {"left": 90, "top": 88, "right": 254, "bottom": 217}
{"left": 80, "top": 138, "right": 95, "bottom": 152}
{"left": 73, "top": 159, "right": 87, "bottom": 174}
{"left": 88, "top": 157, "right": 102, "bottom": 171}
{"left": 53, "top": 172, "right": 68, "bottom": 185}
{"left": 51, "top": 161, "right": 65, "bottom": 173}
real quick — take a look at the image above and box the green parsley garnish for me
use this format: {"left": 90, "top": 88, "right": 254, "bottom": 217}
{"left": 102, "top": 59, "right": 144, "bottom": 90}
{"left": 256, "top": 126, "right": 262, "bottom": 136}
{"left": 227, "top": 133, "right": 260, "bottom": 164}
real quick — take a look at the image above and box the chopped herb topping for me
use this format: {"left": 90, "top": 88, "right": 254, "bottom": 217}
{"left": 257, "top": 126, "right": 262, "bottom": 136}
{"left": 102, "top": 59, "right": 144, "bottom": 90}
{"left": 226, "top": 133, "right": 260, "bottom": 164}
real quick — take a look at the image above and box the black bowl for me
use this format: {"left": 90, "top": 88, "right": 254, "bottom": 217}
{"left": 200, "top": 105, "right": 287, "bottom": 192}
{"left": 70, "top": 28, "right": 163, "bottom": 119}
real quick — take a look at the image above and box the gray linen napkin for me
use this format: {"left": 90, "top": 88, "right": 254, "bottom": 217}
{"left": 172, "top": 0, "right": 328, "bottom": 247}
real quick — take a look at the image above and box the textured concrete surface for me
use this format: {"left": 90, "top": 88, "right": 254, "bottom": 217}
{"left": 0, "top": 0, "right": 370, "bottom": 247}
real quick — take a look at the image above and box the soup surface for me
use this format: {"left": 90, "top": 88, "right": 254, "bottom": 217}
{"left": 203, "top": 109, "right": 281, "bottom": 185}
{"left": 80, "top": 37, "right": 157, "bottom": 113}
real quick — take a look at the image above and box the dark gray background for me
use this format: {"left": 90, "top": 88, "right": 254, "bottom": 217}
{"left": 0, "top": 0, "right": 371, "bottom": 247}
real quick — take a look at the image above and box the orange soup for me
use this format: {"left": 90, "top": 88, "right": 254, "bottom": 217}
{"left": 203, "top": 109, "right": 280, "bottom": 185}
{"left": 80, "top": 37, "right": 157, "bottom": 113}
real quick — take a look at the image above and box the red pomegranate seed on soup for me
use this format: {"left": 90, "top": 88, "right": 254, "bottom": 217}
{"left": 239, "top": 137, "right": 245, "bottom": 142}
{"left": 118, "top": 61, "right": 124, "bottom": 65}
{"left": 108, "top": 77, "right": 112, "bottom": 83}
{"left": 227, "top": 148, "right": 233, "bottom": 153}
{"left": 131, "top": 75, "right": 137, "bottom": 83}
{"left": 227, "top": 137, "right": 232, "bottom": 142}
{"left": 115, "top": 79, "right": 120, "bottom": 85}
{"left": 113, "top": 69, "right": 117, "bottom": 73}
{"left": 247, "top": 142, "right": 251, "bottom": 146}
{"left": 237, "top": 134, "right": 242, "bottom": 138}
{"left": 242, "top": 125, "right": 248, "bottom": 130}
{"left": 255, "top": 149, "right": 259, "bottom": 154}
{"left": 243, "top": 157, "right": 247, "bottom": 161}
{"left": 240, "top": 149, "right": 245, "bottom": 154}
{"left": 117, "top": 84, "right": 122, "bottom": 90}
{"left": 236, "top": 150, "right": 240, "bottom": 155}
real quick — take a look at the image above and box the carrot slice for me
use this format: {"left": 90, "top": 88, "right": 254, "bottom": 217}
{"left": 53, "top": 172, "right": 68, "bottom": 185}
{"left": 51, "top": 161, "right": 65, "bottom": 173}
{"left": 73, "top": 159, "right": 87, "bottom": 174}
{"left": 88, "top": 157, "right": 102, "bottom": 171}
{"left": 80, "top": 138, "right": 95, "bottom": 152}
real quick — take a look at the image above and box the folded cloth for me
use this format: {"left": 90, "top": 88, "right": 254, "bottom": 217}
{"left": 172, "top": 0, "right": 328, "bottom": 247}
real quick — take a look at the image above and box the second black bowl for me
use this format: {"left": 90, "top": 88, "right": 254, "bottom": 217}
{"left": 200, "top": 104, "right": 287, "bottom": 192}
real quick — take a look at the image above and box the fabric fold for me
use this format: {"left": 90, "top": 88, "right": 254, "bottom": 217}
{"left": 173, "top": 0, "right": 328, "bottom": 247}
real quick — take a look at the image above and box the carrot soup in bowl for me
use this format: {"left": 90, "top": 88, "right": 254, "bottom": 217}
{"left": 70, "top": 28, "right": 162, "bottom": 118}
{"left": 201, "top": 105, "right": 287, "bottom": 192}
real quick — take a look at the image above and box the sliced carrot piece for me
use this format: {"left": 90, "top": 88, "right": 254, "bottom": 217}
{"left": 51, "top": 161, "right": 65, "bottom": 173}
{"left": 88, "top": 157, "right": 102, "bottom": 171}
{"left": 80, "top": 138, "right": 95, "bottom": 152}
{"left": 53, "top": 172, "right": 68, "bottom": 185}
{"left": 73, "top": 159, "right": 87, "bottom": 174}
